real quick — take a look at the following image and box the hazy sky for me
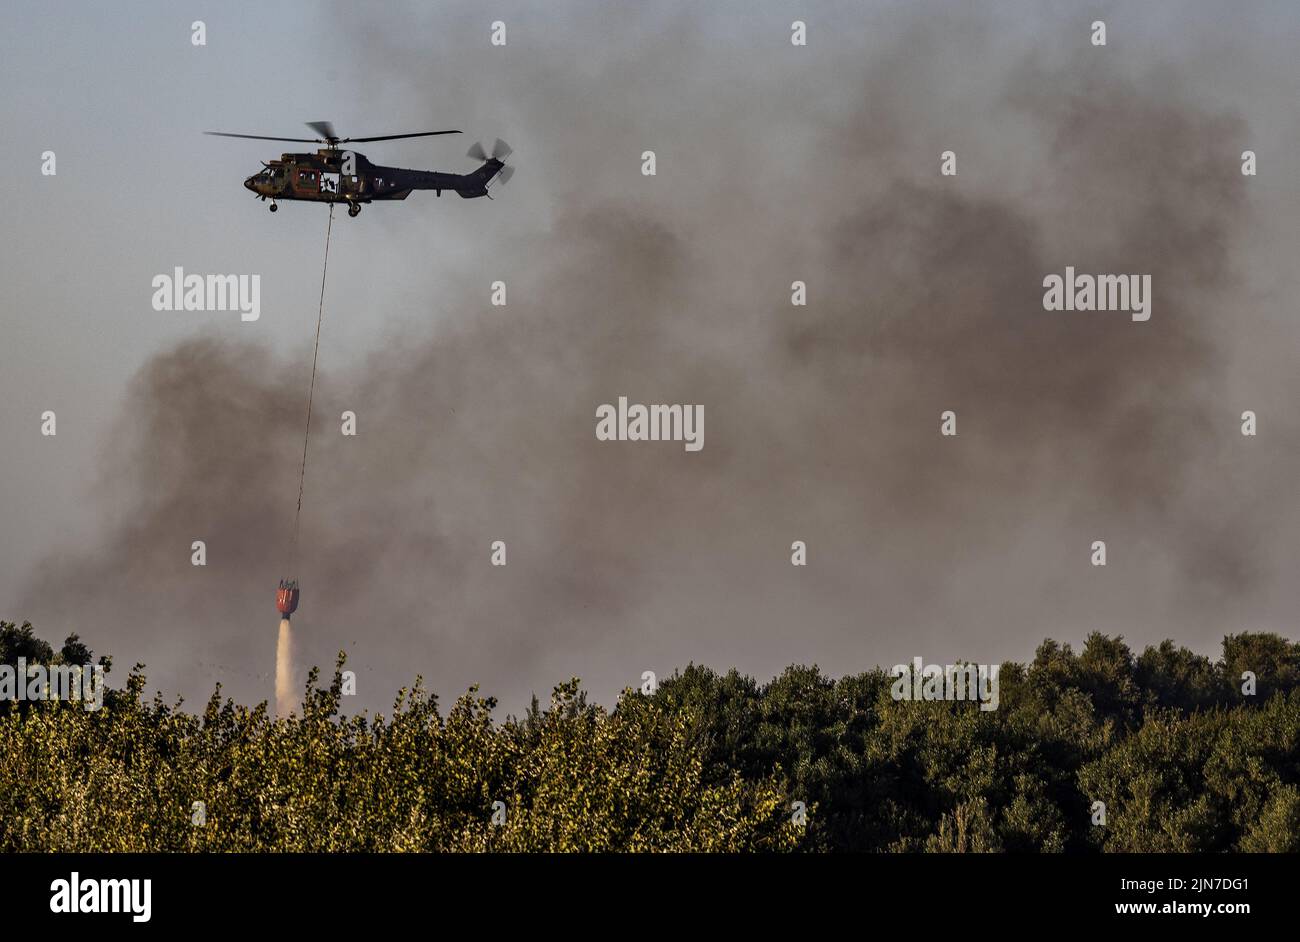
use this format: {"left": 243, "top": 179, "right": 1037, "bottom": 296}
{"left": 2, "top": 1, "right": 1298, "bottom": 715}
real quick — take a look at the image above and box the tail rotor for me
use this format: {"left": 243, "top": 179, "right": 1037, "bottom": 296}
{"left": 467, "top": 138, "right": 516, "bottom": 189}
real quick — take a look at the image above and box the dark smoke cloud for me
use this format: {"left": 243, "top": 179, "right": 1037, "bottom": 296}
{"left": 19, "top": 5, "right": 1299, "bottom": 713}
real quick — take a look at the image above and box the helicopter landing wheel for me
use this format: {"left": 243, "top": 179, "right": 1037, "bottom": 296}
{"left": 347, "top": 202, "right": 361, "bottom": 218}
{"left": 269, "top": 202, "right": 278, "bottom": 213}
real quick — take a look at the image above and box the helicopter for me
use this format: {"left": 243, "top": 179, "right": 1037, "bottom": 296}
{"left": 205, "top": 121, "right": 514, "bottom": 217}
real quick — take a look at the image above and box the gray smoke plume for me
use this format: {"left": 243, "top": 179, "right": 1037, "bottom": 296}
{"left": 17, "top": 3, "right": 1300, "bottom": 713}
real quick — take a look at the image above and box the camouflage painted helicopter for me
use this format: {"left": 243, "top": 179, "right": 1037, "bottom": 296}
{"left": 205, "top": 121, "right": 514, "bottom": 216}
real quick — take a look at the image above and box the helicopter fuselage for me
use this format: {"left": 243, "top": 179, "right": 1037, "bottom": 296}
{"left": 243, "top": 148, "right": 504, "bottom": 211}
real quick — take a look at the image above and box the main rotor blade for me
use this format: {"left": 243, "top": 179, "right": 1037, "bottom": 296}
{"left": 467, "top": 141, "right": 488, "bottom": 161}
{"left": 343, "top": 130, "right": 461, "bottom": 143}
{"left": 305, "top": 120, "right": 337, "bottom": 141}
{"left": 205, "top": 131, "right": 321, "bottom": 143}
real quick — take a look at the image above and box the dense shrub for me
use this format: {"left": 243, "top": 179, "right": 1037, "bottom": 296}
{"left": 1, "top": 622, "right": 1296, "bottom": 852}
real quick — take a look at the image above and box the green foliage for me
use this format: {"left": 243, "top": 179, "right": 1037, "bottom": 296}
{"left": 649, "top": 632, "right": 1300, "bottom": 853}
{"left": 0, "top": 621, "right": 1296, "bottom": 852}
{"left": 0, "top": 622, "right": 114, "bottom": 719}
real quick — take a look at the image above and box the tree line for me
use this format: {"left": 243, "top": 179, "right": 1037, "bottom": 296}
{"left": 0, "top": 620, "right": 1296, "bottom": 851}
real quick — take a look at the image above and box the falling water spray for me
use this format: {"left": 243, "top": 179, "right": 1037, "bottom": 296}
{"left": 276, "top": 617, "right": 296, "bottom": 716}
{"left": 275, "top": 579, "right": 300, "bottom": 716}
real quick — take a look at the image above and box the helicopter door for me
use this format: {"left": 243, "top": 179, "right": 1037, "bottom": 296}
{"left": 293, "top": 168, "right": 319, "bottom": 195}
{"left": 320, "top": 172, "right": 341, "bottom": 198}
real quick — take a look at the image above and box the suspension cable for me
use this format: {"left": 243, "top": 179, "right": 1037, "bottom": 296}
{"left": 292, "top": 202, "right": 335, "bottom": 568}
